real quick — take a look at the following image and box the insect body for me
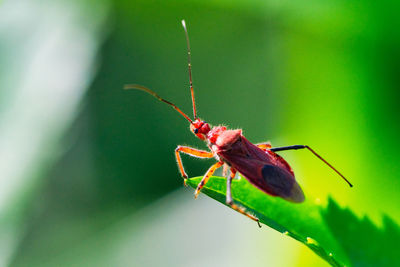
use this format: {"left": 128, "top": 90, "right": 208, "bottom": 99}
{"left": 125, "top": 20, "right": 352, "bottom": 226}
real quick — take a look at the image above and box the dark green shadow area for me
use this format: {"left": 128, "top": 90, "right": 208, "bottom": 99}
{"left": 322, "top": 198, "right": 399, "bottom": 267}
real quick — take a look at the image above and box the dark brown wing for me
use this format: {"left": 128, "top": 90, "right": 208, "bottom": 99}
{"left": 218, "top": 136, "right": 305, "bottom": 203}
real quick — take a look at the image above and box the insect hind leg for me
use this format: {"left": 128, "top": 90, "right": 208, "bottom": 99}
{"left": 222, "top": 163, "right": 229, "bottom": 177}
{"left": 269, "top": 145, "right": 352, "bottom": 187}
{"left": 226, "top": 168, "right": 261, "bottom": 227}
{"left": 256, "top": 142, "right": 272, "bottom": 151}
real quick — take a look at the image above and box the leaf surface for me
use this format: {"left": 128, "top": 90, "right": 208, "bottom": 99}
{"left": 187, "top": 175, "right": 371, "bottom": 267}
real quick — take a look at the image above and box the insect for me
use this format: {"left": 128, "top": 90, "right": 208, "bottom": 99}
{"left": 125, "top": 20, "right": 352, "bottom": 226}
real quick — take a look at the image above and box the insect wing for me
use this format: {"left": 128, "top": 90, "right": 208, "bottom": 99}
{"left": 218, "top": 136, "right": 305, "bottom": 203}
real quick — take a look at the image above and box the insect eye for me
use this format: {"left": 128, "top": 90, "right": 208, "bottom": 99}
{"left": 194, "top": 128, "right": 199, "bottom": 134}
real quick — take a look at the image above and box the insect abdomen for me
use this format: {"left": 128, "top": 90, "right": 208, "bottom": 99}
{"left": 261, "top": 165, "right": 304, "bottom": 203}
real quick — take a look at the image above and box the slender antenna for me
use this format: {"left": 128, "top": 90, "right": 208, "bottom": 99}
{"left": 181, "top": 20, "right": 197, "bottom": 119}
{"left": 124, "top": 84, "right": 193, "bottom": 123}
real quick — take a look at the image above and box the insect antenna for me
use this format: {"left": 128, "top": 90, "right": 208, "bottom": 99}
{"left": 181, "top": 20, "right": 197, "bottom": 119}
{"left": 124, "top": 84, "right": 193, "bottom": 123}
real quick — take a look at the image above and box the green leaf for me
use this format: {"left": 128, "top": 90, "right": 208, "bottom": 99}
{"left": 187, "top": 176, "right": 400, "bottom": 267}
{"left": 323, "top": 201, "right": 400, "bottom": 266}
{"left": 187, "top": 176, "right": 347, "bottom": 266}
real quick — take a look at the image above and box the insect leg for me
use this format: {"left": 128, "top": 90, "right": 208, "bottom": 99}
{"left": 222, "top": 163, "right": 229, "bottom": 177}
{"left": 226, "top": 168, "right": 261, "bottom": 227}
{"left": 255, "top": 142, "right": 272, "bottom": 151}
{"left": 269, "top": 145, "right": 353, "bottom": 187}
{"left": 175, "top": 146, "right": 213, "bottom": 185}
{"left": 194, "top": 161, "right": 223, "bottom": 198}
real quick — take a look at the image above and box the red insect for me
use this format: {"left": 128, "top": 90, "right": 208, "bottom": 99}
{"left": 125, "top": 20, "right": 352, "bottom": 226}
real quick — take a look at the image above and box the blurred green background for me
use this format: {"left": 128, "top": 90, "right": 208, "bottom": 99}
{"left": 1, "top": 0, "right": 399, "bottom": 266}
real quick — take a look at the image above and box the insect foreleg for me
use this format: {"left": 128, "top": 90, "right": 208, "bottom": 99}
{"left": 175, "top": 146, "right": 213, "bottom": 183}
{"left": 269, "top": 145, "right": 353, "bottom": 187}
{"left": 194, "top": 161, "right": 223, "bottom": 198}
{"left": 226, "top": 168, "right": 261, "bottom": 227}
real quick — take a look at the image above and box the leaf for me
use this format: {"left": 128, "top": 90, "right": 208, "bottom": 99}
{"left": 187, "top": 176, "right": 347, "bottom": 266}
{"left": 323, "top": 200, "right": 400, "bottom": 267}
{"left": 187, "top": 176, "right": 400, "bottom": 267}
